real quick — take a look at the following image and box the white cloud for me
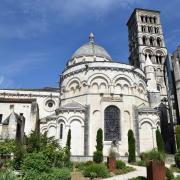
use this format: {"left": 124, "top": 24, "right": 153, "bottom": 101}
{"left": 0, "top": 76, "right": 4, "bottom": 85}
{"left": 0, "top": 0, "right": 142, "bottom": 39}
{"left": 0, "top": 52, "right": 49, "bottom": 88}
{"left": 0, "top": 52, "right": 48, "bottom": 76}
{"left": 0, "top": 75, "right": 15, "bottom": 88}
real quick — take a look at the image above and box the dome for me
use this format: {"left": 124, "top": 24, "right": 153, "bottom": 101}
{"left": 71, "top": 33, "right": 112, "bottom": 61}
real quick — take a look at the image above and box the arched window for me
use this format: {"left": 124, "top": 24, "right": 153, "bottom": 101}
{"left": 145, "top": 16, "right": 148, "bottom": 23}
{"left": 157, "top": 85, "right": 161, "bottom": 92}
{"left": 141, "top": 16, "right": 144, "bottom": 22}
{"left": 156, "top": 55, "right": 159, "bottom": 64}
{"left": 60, "top": 124, "right": 63, "bottom": 139}
{"left": 150, "top": 37, "right": 154, "bottom": 46}
{"left": 157, "top": 38, "right": 162, "bottom": 47}
{"left": 155, "top": 27, "right": 159, "bottom": 34}
{"left": 141, "top": 26, "right": 146, "bottom": 32}
{"left": 153, "top": 17, "right": 157, "bottom": 24}
{"left": 104, "top": 106, "right": 120, "bottom": 141}
{"left": 142, "top": 36, "right": 146, "bottom": 45}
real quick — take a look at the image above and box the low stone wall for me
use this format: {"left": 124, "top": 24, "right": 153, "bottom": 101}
{"left": 70, "top": 156, "right": 138, "bottom": 162}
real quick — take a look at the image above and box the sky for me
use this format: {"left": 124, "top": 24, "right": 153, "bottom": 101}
{"left": 0, "top": 0, "right": 180, "bottom": 89}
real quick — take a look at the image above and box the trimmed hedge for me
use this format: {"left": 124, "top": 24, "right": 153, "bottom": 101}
{"left": 128, "top": 129, "right": 136, "bottom": 163}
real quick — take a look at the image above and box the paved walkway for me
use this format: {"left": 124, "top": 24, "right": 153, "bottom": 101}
{"left": 105, "top": 165, "right": 146, "bottom": 180}
{"left": 105, "top": 164, "right": 180, "bottom": 180}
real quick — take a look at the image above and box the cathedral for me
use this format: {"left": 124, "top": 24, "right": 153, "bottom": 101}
{"left": 0, "top": 8, "right": 173, "bottom": 158}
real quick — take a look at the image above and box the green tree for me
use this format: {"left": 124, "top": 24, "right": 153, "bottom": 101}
{"left": 66, "top": 129, "right": 71, "bottom": 151}
{"left": 156, "top": 128, "right": 165, "bottom": 153}
{"left": 176, "top": 125, "right": 180, "bottom": 150}
{"left": 96, "top": 128, "right": 103, "bottom": 152}
{"left": 93, "top": 128, "right": 103, "bottom": 163}
{"left": 128, "top": 129, "right": 136, "bottom": 163}
{"left": 65, "top": 129, "right": 71, "bottom": 161}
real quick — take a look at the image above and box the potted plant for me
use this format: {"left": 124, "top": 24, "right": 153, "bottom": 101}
{"left": 107, "top": 147, "right": 116, "bottom": 172}
{"left": 146, "top": 149, "right": 165, "bottom": 180}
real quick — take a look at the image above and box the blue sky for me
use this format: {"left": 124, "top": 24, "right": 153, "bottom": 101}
{"left": 0, "top": 0, "right": 179, "bottom": 89}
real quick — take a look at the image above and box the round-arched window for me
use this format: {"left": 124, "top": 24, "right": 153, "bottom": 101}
{"left": 104, "top": 105, "right": 120, "bottom": 141}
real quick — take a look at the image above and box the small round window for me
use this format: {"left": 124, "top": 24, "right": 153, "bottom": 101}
{"left": 46, "top": 100, "right": 55, "bottom": 109}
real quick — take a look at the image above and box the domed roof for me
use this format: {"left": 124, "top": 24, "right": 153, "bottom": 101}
{"left": 71, "top": 33, "right": 112, "bottom": 60}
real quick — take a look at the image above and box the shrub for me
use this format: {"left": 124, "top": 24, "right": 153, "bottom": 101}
{"left": 75, "top": 162, "right": 86, "bottom": 171}
{"left": 114, "top": 166, "right": 135, "bottom": 175}
{"left": 75, "top": 161, "right": 94, "bottom": 171}
{"left": 24, "top": 168, "right": 71, "bottom": 180}
{"left": 51, "top": 168, "right": 71, "bottom": 180}
{"left": 116, "top": 160, "right": 126, "bottom": 169}
{"left": 21, "top": 152, "right": 49, "bottom": 174}
{"left": 156, "top": 129, "right": 165, "bottom": 153}
{"left": 23, "top": 170, "right": 44, "bottom": 180}
{"left": 140, "top": 152, "right": 148, "bottom": 161}
{"left": 176, "top": 125, "right": 180, "bottom": 150}
{"left": 24, "top": 171, "right": 56, "bottom": 180}
{"left": 93, "top": 151, "right": 103, "bottom": 163}
{"left": 128, "top": 129, "right": 136, "bottom": 163}
{"left": 108, "top": 147, "right": 117, "bottom": 159}
{"left": 137, "top": 160, "right": 146, "bottom": 167}
{"left": 166, "top": 167, "right": 174, "bottom": 180}
{"left": 12, "top": 141, "right": 26, "bottom": 170}
{"left": 0, "top": 170, "right": 18, "bottom": 180}
{"left": 175, "top": 151, "right": 180, "bottom": 168}
{"left": 83, "top": 163, "right": 110, "bottom": 178}
{"left": 85, "top": 160, "right": 94, "bottom": 166}
{"left": 146, "top": 149, "right": 165, "bottom": 163}
{"left": 0, "top": 139, "right": 15, "bottom": 154}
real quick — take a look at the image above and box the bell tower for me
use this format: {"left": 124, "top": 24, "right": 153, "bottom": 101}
{"left": 127, "top": 8, "right": 167, "bottom": 98}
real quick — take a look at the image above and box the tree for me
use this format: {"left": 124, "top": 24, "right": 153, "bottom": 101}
{"left": 65, "top": 129, "right": 71, "bottom": 161}
{"left": 156, "top": 129, "right": 165, "bottom": 153}
{"left": 96, "top": 128, "right": 103, "bottom": 152}
{"left": 66, "top": 129, "right": 71, "bottom": 151}
{"left": 176, "top": 125, "right": 180, "bottom": 150}
{"left": 93, "top": 128, "right": 103, "bottom": 163}
{"left": 128, "top": 129, "right": 136, "bottom": 163}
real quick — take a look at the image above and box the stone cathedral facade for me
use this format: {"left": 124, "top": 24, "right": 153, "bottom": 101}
{"left": 0, "top": 9, "right": 173, "bottom": 157}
